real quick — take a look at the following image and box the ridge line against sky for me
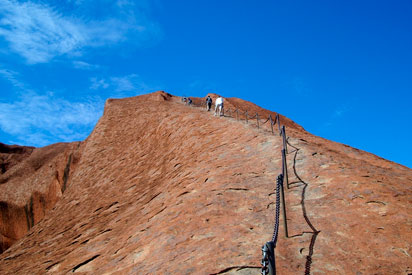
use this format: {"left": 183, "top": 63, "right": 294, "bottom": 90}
{"left": 0, "top": 0, "right": 411, "bottom": 168}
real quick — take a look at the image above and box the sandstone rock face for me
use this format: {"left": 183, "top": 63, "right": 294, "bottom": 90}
{"left": 0, "top": 143, "right": 35, "bottom": 175}
{"left": 0, "top": 91, "right": 411, "bottom": 274}
{"left": 0, "top": 142, "right": 80, "bottom": 253}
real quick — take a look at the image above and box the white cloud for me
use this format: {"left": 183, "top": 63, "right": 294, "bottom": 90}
{"left": 0, "top": 0, "right": 86, "bottom": 63}
{"left": 0, "top": 0, "right": 162, "bottom": 64}
{"left": 0, "top": 92, "right": 103, "bottom": 146}
{"left": 72, "top": 61, "right": 100, "bottom": 70}
{"left": 68, "top": 0, "right": 86, "bottom": 5}
{"left": 90, "top": 77, "right": 110, "bottom": 90}
{"left": 90, "top": 74, "right": 157, "bottom": 96}
{"left": 111, "top": 74, "right": 149, "bottom": 92}
{"left": 0, "top": 68, "right": 27, "bottom": 90}
{"left": 0, "top": 66, "right": 159, "bottom": 147}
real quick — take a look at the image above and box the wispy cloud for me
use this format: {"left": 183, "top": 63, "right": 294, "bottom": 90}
{"left": 0, "top": 69, "right": 103, "bottom": 146}
{"left": 0, "top": 92, "right": 103, "bottom": 146}
{"left": 90, "top": 77, "right": 109, "bottom": 90}
{"left": 90, "top": 74, "right": 157, "bottom": 96}
{"left": 0, "top": 0, "right": 86, "bottom": 63}
{"left": 72, "top": 60, "right": 100, "bottom": 70}
{"left": 111, "top": 74, "right": 152, "bottom": 93}
{"left": 0, "top": 0, "right": 162, "bottom": 64}
{"left": 0, "top": 68, "right": 159, "bottom": 146}
{"left": 0, "top": 68, "right": 27, "bottom": 90}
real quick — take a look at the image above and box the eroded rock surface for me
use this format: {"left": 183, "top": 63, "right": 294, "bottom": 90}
{"left": 0, "top": 143, "right": 35, "bottom": 175}
{"left": 0, "top": 142, "right": 80, "bottom": 253}
{"left": 0, "top": 91, "right": 411, "bottom": 274}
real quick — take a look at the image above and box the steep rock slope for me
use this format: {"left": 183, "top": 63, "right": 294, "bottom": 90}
{"left": 0, "top": 91, "right": 411, "bottom": 274}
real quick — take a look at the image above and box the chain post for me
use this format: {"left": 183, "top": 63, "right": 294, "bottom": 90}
{"left": 269, "top": 115, "right": 274, "bottom": 134}
{"left": 282, "top": 149, "right": 289, "bottom": 189}
{"left": 276, "top": 114, "right": 281, "bottom": 135}
{"left": 282, "top": 148, "right": 290, "bottom": 190}
{"left": 245, "top": 111, "right": 248, "bottom": 124}
{"left": 279, "top": 160, "right": 289, "bottom": 237}
{"left": 256, "top": 113, "right": 260, "bottom": 129}
{"left": 282, "top": 125, "right": 288, "bottom": 154}
{"left": 236, "top": 109, "right": 239, "bottom": 121}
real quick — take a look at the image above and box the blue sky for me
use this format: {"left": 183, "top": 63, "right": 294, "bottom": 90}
{"left": 0, "top": 0, "right": 411, "bottom": 168}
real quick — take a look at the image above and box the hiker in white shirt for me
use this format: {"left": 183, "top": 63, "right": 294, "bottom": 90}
{"left": 214, "top": 97, "right": 224, "bottom": 116}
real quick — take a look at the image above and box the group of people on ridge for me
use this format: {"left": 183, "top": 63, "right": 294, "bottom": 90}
{"left": 183, "top": 95, "right": 224, "bottom": 116}
{"left": 206, "top": 95, "right": 224, "bottom": 117}
{"left": 182, "top": 97, "right": 192, "bottom": 106}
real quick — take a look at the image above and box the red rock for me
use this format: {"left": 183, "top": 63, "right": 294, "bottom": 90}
{"left": 0, "top": 91, "right": 411, "bottom": 274}
{"left": 0, "top": 143, "right": 34, "bottom": 175}
{"left": 0, "top": 142, "right": 80, "bottom": 253}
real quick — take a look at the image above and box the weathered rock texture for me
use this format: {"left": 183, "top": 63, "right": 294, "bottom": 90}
{"left": 0, "top": 91, "right": 411, "bottom": 274}
{"left": 0, "top": 142, "right": 80, "bottom": 253}
{"left": 0, "top": 143, "right": 35, "bottom": 175}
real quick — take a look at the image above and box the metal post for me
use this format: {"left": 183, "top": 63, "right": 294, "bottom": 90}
{"left": 282, "top": 126, "right": 288, "bottom": 154}
{"left": 236, "top": 109, "right": 239, "bottom": 121}
{"left": 282, "top": 148, "right": 289, "bottom": 190}
{"left": 256, "top": 113, "right": 259, "bottom": 129}
{"left": 269, "top": 115, "right": 274, "bottom": 134}
{"left": 245, "top": 111, "right": 248, "bottom": 124}
{"left": 276, "top": 114, "right": 281, "bottom": 135}
{"left": 279, "top": 170, "right": 289, "bottom": 238}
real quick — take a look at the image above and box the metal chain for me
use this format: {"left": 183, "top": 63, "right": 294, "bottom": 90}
{"left": 188, "top": 99, "right": 281, "bottom": 133}
{"left": 186, "top": 98, "right": 318, "bottom": 275}
{"left": 185, "top": 97, "right": 286, "bottom": 275}
{"left": 261, "top": 117, "right": 271, "bottom": 124}
{"left": 271, "top": 174, "right": 283, "bottom": 244}
{"left": 260, "top": 174, "right": 283, "bottom": 275}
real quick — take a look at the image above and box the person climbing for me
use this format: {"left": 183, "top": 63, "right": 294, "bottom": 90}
{"left": 188, "top": 97, "right": 192, "bottom": 106}
{"left": 206, "top": 95, "right": 213, "bottom": 111}
{"left": 214, "top": 96, "right": 224, "bottom": 116}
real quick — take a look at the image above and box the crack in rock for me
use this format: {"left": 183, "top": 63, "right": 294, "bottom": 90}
{"left": 71, "top": 254, "right": 100, "bottom": 272}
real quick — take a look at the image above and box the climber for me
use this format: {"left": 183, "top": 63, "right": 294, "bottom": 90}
{"left": 214, "top": 96, "right": 224, "bottom": 116}
{"left": 188, "top": 97, "right": 192, "bottom": 106}
{"left": 206, "top": 95, "right": 213, "bottom": 111}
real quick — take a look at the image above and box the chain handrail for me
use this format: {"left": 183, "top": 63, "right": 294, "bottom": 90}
{"left": 261, "top": 116, "right": 271, "bottom": 125}
{"left": 187, "top": 98, "right": 284, "bottom": 138}
{"left": 182, "top": 96, "right": 318, "bottom": 275}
